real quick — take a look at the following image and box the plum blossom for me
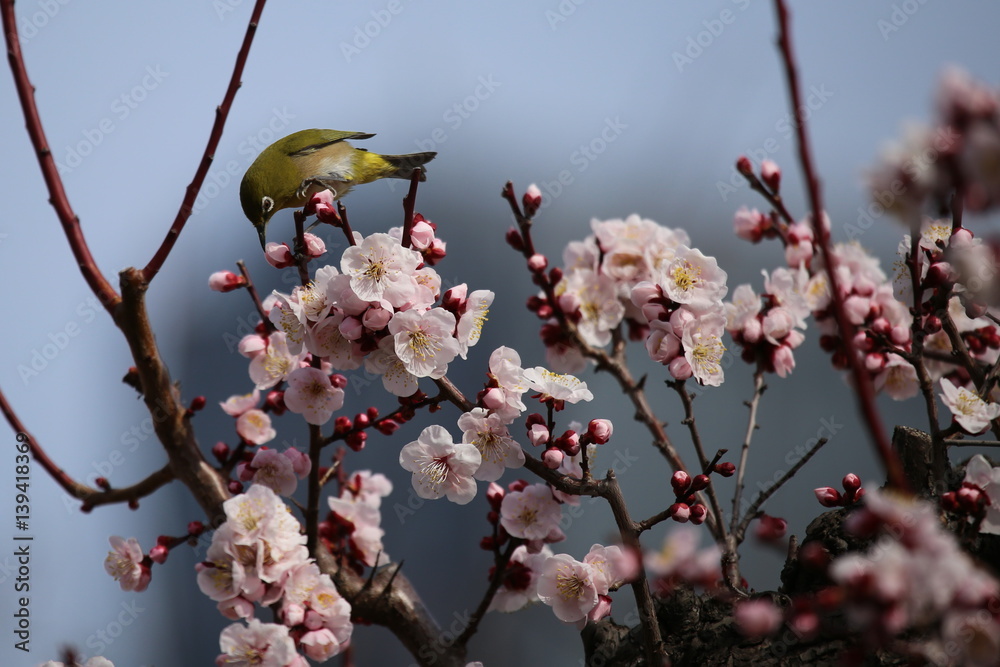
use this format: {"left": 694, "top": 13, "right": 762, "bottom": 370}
{"left": 499, "top": 483, "right": 563, "bottom": 540}
{"left": 388, "top": 308, "right": 460, "bottom": 379}
{"left": 487, "top": 346, "right": 529, "bottom": 422}
{"left": 659, "top": 246, "right": 728, "bottom": 311}
{"left": 559, "top": 269, "right": 624, "bottom": 347}
{"left": 457, "top": 408, "right": 525, "bottom": 481}
{"left": 340, "top": 232, "right": 421, "bottom": 306}
{"left": 216, "top": 618, "right": 297, "bottom": 667}
{"left": 734, "top": 599, "right": 783, "bottom": 637}
{"left": 221, "top": 389, "right": 260, "bottom": 417}
{"left": 365, "top": 337, "right": 419, "bottom": 397}
{"left": 489, "top": 544, "right": 553, "bottom": 613}
{"left": 456, "top": 289, "right": 494, "bottom": 359}
{"left": 283, "top": 367, "right": 345, "bottom": 425}
{"left": 236, "top": 409, "right": 277, "bottom": 445}
{"left": 104, "top": 536, "right": 151, "bottom": 592}
{"left": 242, "top": 448, "right": 300, "bottom": 496}
{"left": 399, "top": 425, "right": 482, "bottom": 504}
{"left": 536, "top": 554, "right": 599, "bottom": 623}
{"left": 327, "top": 472, "right": 391, "bottom": 568}
{"left": 248, "top": 333, "right": 302, "bottom": 390}
{"left": 940, "top": 379, "right": 1000, "bottom": 434}
{"left": 523, "top": 367, "right": 593, "bottom": 406}
{"left": 680, "top": 311, "right": 727, "bottom": 387}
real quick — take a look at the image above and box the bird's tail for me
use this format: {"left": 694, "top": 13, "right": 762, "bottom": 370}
{"left": 376, "top": 151, "right": 437, "bottom": 181}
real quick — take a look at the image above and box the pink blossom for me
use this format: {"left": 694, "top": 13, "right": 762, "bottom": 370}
{"left": 500, "top": 483, "right": 563, "bottom": 540}
{"left": 263, "top": 242, "right": 294, "bottom": 269}
{"left": 399, "top": 425, "right": 482, "bottom": 504}
{"left": 104, "top": 536, "right": 151, "bottom": 592}
{"left": 220, "top": 390, "right": 260, "bottom": 417}
{"left": 536, "top": 554, "right": 600, "bottom": 623}
{"left": 283, "top": 367, "right": 345, "bottom": 425}
{"left": 247, "top": 448, "right": 298, "bottom": 496}
{"left": 216, "top": 619, "right": 297, "bottom": 667}
{"left": 236, "top": 409, "right": 276, "bottom": 445}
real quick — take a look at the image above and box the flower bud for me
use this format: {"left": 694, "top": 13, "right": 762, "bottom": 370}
{"left": 755, "top": 514, "right": 788, "bottom": 542}
{"left": 690, "top": 474, "right": 710, "bottom": 493}
{"left": 486, "top": 482, "right": 505, "bottom": 510}
{"left": 841, "top": 473, "right": 861, "bottom": 491}
{"left": 714, "top": 461, "right": 736, "bottom": 477}
{"left": 362, "top": 306, "right": 392, "bottom": 330}
{"left": 523, "top": 183, "right": 542, "bottom": 217}
{"left": 527, "top": 254, "right": 548, "bottom": 273}
{"left": 555, "top": 430, "right": 580, "bottom": 456}
{"left": 814, "top": 487, "right": 843, "bottom": 507}
{"left": 302, "top": 232, "right": 326, "bottom": 258}
{"left": 760, "top": 159, "right": 781, "bottom": 193}
{"left": 689, "top": 503, "right": 707, "bottom": 524}
{"left": 211, "top": 442, "right": 230, "bottom": 463}
{"left": 505, "top": 227, "right": 524, "bottom": 251}
{"left": 528, "top": 423, "right": 550, "bottom": 447}
{"left": 339, "top": 316, "right": 364, "bottom": 340}
{"left": 671, "top": 470, "right": 692, "bottom": 496}
{"left": 736, "top": 155, "right": 754, "bottom": 177}
{"left": 264, "top": 242, "right": 295, "bottom": 269}
{"left": 669, "top": 503, "right": 691, "bottom": 522}
{"left": 346, "top": 431, "right": 367, "bottom": 452}
{"left": 208, "top": 271, "right": 245, "bottom": 293}
{"left": 586, "top": 419, "right": 613, "bottom": 444}
{"left": 542, "top": 447, "right": 564, "bottom": 469}
{"left": 149, "top": 544, "right": 169, "bottom": 564}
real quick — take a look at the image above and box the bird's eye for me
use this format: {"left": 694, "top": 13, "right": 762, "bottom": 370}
{"left": 261, "top": 196, "right": 274, "bottom": 214}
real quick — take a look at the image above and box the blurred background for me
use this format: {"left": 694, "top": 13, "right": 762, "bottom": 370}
{"left": 2, "top": 1, "right": 999, "bottom": 665}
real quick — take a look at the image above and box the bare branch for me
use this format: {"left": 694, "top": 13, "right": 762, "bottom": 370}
{"left": 142, "top": 0, "right": 268, "bottom": 281}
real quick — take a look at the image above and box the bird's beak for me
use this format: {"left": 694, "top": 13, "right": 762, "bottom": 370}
{"left": 257, "top": 226, "right": 267, "bottom": 251}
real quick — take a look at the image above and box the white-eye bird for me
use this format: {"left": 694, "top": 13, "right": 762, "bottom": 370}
{"left": 239, "top": 129, "right": 436, "bottom": 248}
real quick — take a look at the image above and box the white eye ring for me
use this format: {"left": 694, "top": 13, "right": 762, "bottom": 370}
{"left": 261, "top": 196, "right": 274, "bottom": 214}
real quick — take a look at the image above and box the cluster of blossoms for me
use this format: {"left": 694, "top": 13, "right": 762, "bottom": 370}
{"left": 867, "top": 67, "right": 1000, "bottom": 224}
{"left": 196, "top": 485, "right": 353, "bottom": 664}
{"left": 518, "top": 213, "right": 730, "bottom": 386}
{"left": 828, "top": 488, "right": 1000, "bottom": 664}
{"left": 214, "top": 216, "right": 492, "bottom": 410}
{"left": 321, "top": 470, "right": 393, "bottom": 571}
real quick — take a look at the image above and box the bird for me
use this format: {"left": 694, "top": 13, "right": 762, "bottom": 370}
{"left": 239, "top": 129, "right": 436, "bottom": 248}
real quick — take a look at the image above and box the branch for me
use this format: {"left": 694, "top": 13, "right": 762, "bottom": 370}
{"left": 734, "top": 436, "right": 829, "bottom": 542}
{"left": 1, "top": 0, "right": 119, "bottom": 312}
{"left": 142, "top": 0, "right": 268, "bottom": 281}
{"left": 0, "top": 388, "right": 175, "bottom": 508}
{"left": 772, "top": 0, "right": 907, "bottom": 492}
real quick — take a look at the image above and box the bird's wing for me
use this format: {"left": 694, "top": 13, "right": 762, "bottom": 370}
{"left": 289, "top": 131, "right": 375, "bottom": 157}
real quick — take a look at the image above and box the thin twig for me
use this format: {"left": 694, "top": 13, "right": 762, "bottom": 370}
{"left": 730, "top": 369, "right": 766, "bottom": 536}
{"left": 143, "top": 0, "right": 268, "bottom": 281}
{"left": 773, "top": 0, "right": 907, "bottom": 492}
{"left": 236, "top": 260, "right": 275, "bottom": 333}
{"left": 401, "top": 170, "right": 422, "bottom": 248}
{"left": 735, "top": 437, "right": 830, "bottom": 541}
{"left": 669, "top": 380, "right": 728, "bottom": 540}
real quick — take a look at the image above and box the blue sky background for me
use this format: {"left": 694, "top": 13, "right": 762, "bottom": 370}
{"left": 2, "top": 2, "right": 1000, "bottom": 666}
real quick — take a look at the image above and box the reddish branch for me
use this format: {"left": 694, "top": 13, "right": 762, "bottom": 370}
{"left": 142, "top": 0, "right": 268, "bottom": 282}
{"left": 0, "top": 388, "right": 175, "bottom": 508}
{"left": 1, "top": 0, "right": 119, "bottom": 313}
{"left": 773, "top": 0, "right": 908, "bottom": 491}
